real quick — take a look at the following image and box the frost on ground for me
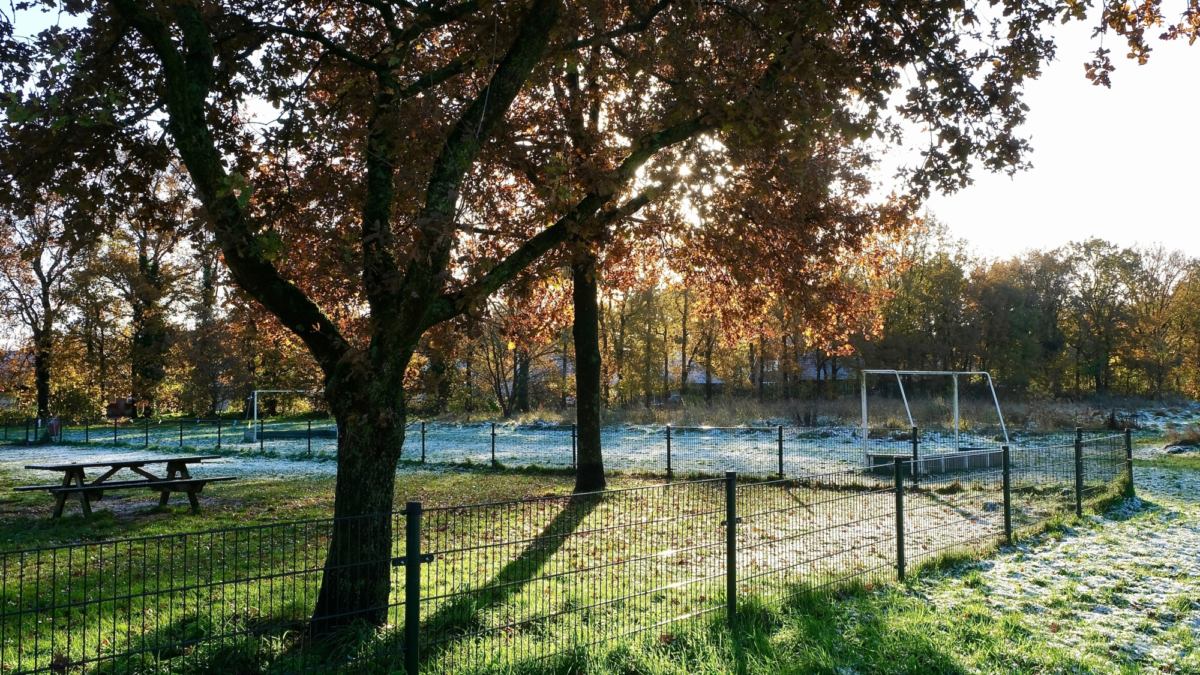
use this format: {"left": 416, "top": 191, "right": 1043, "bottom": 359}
{"left": 920, "top": 466, "right": 1200, "bottom": 674}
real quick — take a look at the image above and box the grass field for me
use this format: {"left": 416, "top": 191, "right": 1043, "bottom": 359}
{"left": 0, "top": 447, "right": 1132, "bottom": 675}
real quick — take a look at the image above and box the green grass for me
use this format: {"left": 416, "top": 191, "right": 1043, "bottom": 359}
{"left": 1135, "top": 454, "right": 1200, "bottom": 471}
{"left": 0, "top": 466, "right": 645, "bottom": 550}
{"left": 0, "top": 459, "right": 1136, "bottom": 675}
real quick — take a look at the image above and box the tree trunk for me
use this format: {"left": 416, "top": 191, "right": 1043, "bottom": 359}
{"left": 642, "top": 320, "right": 654, "bottom": 409}
{"left": 514, "top": 350, "right": 531, "bottom": 413}
{"left": 34, "top": 331, "right": 51, "bottom": 421}
{"left": 679, "top": 292, "right": 689, "bottom": 399}
{"left": 757, "top": 333, "right": 766, "bottom": 401}
{"left": 704, "top": 338, "right": 714, "bottom": 405}
{"left": 560, "top": 337, "right": 569, "bottom": 410}
{"left": 310, "top": 404, "right": 406, "bottom": 634}
{"left": 572, "top": 254, "right": 606, "bottom": 493}
{"left": 130, "top": 251, "right": 170, "bottom": 416}
{"left": 662, "top": 325, "right": 670, "bottom": 402}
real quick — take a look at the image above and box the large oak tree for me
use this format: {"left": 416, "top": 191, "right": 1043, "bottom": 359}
{"left": 4, "top": 0, "right": 1173, "bottom": 631}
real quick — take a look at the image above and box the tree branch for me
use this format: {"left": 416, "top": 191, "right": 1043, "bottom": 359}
{"left": 256, "top": 23, "right": 382, "bottom": 72}
{"left": 425, "top": 113, "right": 710, "bottom": 329}
{"left": 398, "top": 0, "right": 563, "bottom": 319}
{"left": 560, "top": 0, "right": 673, "bottom": 50}
{"left": 111, "top": 0, "right": 351, "bottom": 377}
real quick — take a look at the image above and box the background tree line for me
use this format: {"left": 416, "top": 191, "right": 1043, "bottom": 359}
{"left": 858, "top": 220, "right": 1200, "bottom": 401}
{"left": 5, "top": 211, "right": 1197, "bottom": 423}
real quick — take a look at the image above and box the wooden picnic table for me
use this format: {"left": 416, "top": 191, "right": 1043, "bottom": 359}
{"left": 16, "top": 456, "right": 236, "bottom": 518}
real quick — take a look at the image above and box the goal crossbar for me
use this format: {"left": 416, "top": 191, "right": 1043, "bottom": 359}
{"left": 859, "top": 370, "right": 1009, "bottom": 466}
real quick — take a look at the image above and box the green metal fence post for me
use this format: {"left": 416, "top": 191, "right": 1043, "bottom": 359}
{"left": 260, "top": 419, "right": 264, "bottom": 452}
{"left": 421, "top": 422, "right": 426, "bottom": 464}
{"left": 307, "top": 419, "right": 312, "bottom": 456}
{"left": 572, "top": 423, "right": 577, "bottom": 468}
{"left": 1125, "top": 428, "right": 1134, "bottom": 494}
{"left": 1074, "top": 427, "right": 1083, "bottom": 518}
{"left": 666, "top": 425, "right": 673, "bottom": 480}
{"left": 217, "top": 417, "right": 222, "bottom": 449}
{"left": 894, "top": 456, "right": 905, "bottom": 582}
{"left": 144, "top": 418, "right": 149, "bottom": 447}
{"left": 404, "top": 501, "right": 423, "bottom": 675}
{"left": 491, "top": 422, "right": 496, "bottom": 467}
{"left": 777, "top": 425, "right": 784, "bottom": 478}
{"left": 179, "top": 420, "right": 184, "bottom": 447}
{"left": 26, "top": 418, "right": 31, "bottom": 444}
{"left": 725, "top": 471, "right": 737, "bottom": 625}
{"left": 112, "top": 419, "right": 116, "bottom": 444}
{"left": 84, "top": 419, "right": 89, "bottom": 443}
{"left": 1002, "top": 445, "right": 1012, "bottom": 543}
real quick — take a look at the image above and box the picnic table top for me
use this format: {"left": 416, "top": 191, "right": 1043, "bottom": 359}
{"left": 25, "top": 456, "right": 222, "bottom": 472}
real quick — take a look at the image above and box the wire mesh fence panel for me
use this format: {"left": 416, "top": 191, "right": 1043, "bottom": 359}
{"left": 1008, "top": 443, "right": 1079, "bottom": 529}
{"left": 0, "top": 514, "right": 415, "bottom": 674}
{"left": 1081, "top": 434, "right": 1126, "bottom": 501}
{"left": 398, "top": 423, "right": 488, "bottom": 466}
{"left": 490, "top": 426, "right": 575, "bottom": 468}
{"left": 666, "top": 427, "right": 780, "bottom": 478}
{"left": 736, "top": 469, "right": 897, "bottom": 599}
{"left": 782, "top": 427, "right": 865, "bottom": 475}
{"left": 417, "top": 480, "right": 727, "bottom": 674}
{"left": 0, "top": 437, "right": 1136, "bottom": 675}
{"left": 902, "top": 454, "right": 1005, "bottom": 570}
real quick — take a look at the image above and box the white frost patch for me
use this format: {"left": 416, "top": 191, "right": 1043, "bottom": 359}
{"left": 922, "top": 466, "right": 1200, "bottom": 673}
{"left": 0, "top": 444, "right": 343, "bottom": 481}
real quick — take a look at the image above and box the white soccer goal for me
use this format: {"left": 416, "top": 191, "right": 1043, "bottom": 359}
{"left": 243, "top": 389, "right": 325, "bottom": 442}
{"left": 859, "top": 370, "right": 1009, "bottom": 467}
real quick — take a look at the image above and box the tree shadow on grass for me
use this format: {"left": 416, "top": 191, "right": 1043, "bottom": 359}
{"left": 418, "top": 493, "right": 601, "bottom": 659}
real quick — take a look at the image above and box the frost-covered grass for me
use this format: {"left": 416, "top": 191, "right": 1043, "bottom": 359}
{"left": 502, "top": 468, "right": 1198, "bottom": 674}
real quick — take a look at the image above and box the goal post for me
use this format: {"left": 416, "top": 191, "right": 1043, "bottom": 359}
{"left": 859, "top": 370, "right": 1009, "bottom": 466}
{"left": 244, "top": 389, "right": 326, "bottom": 442}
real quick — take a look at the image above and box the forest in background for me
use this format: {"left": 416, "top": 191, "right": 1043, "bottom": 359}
{"left": 4, "top": 211, "right": 1197, "bottom": 423}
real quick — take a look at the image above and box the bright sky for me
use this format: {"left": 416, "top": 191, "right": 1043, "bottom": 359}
{"left": 12, "top": 9, "right": 1196, "bottom": 262}
{"left": 909, "top": 21, "right": 1199, "bottom": 261}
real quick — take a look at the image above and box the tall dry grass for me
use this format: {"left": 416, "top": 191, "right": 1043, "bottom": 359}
{"left": 460, "top": 395, "right": 1174, "bottom": 430}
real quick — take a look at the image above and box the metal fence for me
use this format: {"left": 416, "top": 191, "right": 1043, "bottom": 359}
{"left": 0, "top": 432, "right": 1132, "bottom": 674}
{"left": 5, "top": 418, "right": 1123, "bottom": 480}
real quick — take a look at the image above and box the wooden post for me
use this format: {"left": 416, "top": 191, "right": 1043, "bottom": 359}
{"left": 144, "top": 418, "right": 149, "bottom": 447}
{"left": 421, "top": 422, "right": 426, "bottom": 464}
{"left": 179, "top": 420, "right": 184, "bottom": 447}
{"left": 217, "top": 417, "right": 222, "bottom": 449}
{"left": 894, "top": 456, "right": 905, "bottom": 582}
{"left": 307, "top": 419, "right": 312, "bottom": 456}
{"left": 112, "top": 419, "right": 116, "bottom": 444}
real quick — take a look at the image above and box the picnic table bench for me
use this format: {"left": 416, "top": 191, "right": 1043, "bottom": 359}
{"left": 15, "top": 456, "right": 235, "bottom": 517}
